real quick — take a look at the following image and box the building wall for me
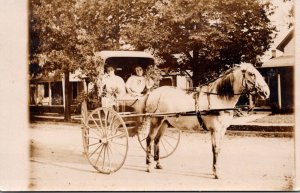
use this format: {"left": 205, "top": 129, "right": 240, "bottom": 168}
{"left": 284, "top": 36, "right": 295, "bottom": 55}
{"left": 257, "top": 67, "right": 294, "bottom": 112}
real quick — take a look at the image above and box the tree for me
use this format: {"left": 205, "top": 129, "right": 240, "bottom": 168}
{"left": 30, "top": 0, "right": 79, "bottom": 120}
{"left": 30, "top": 0, "right": 278, "bottom": 120}
{"left": 121, "top": 0, "right": 277, "bottom": 85}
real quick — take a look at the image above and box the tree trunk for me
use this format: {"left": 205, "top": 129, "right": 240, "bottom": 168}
{"left": 64, "top": 70, "right": 71, "bottom": 121}
{"left": 191, "top": 49, "right": 212, "bottom": 86}
{"left": 191, "top": 49, "right": 200, "bottom": 86}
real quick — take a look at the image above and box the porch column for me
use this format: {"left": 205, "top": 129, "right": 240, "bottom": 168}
{"left": 83, "top": 79, "right": 88, "bottom": 94}
{"left": 277, "top": 73, "right": 282, "bottom": 110}
{"left": 35, "top": 83, "right": 38, "bottom": 105}
{"left": 62, "top": 77, "right": 65, "bottom": 108}
{"left": 48, "top": 82, "right": 52, "bottom": 106}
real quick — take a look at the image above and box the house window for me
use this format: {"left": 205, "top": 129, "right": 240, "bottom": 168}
{"left": 72, "top": 82, "right": 78, "bottom": 100}
{"left": 44, "top": 83, "right": 49, "bottom": 97}
{"left": 51, "top": 82, "right": 63, "bottom": 105}
{"left": 29, "top": 84, "right": 36, "bottom": 105}
{"left": 159, "top": 77, "right": 173, "bottom": 86}
{"left": 36, "top": 83, "right": 49, "bottom": 105}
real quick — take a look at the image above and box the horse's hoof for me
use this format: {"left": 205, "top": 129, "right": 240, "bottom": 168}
{"left": 146, "top": 164, "right": 152, "bottom": 173}
{"left": 213, "top": 173, "right": 219, "bottom": 179}
{"left": 146, "top": 167, "right": 152, "bottom": 173}
{"left": 155, "top": 163, "right": 163, "bottom": 169}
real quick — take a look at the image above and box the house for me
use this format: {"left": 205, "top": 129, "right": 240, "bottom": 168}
{"left": 256, "top": 28, "right": 294, "bottom": 113}
{"left": 29, "top": 71, "right": 87, "bottom": 114}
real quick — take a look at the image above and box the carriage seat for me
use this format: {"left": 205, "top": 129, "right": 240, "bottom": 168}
{"left": 101, "top": 93, "right": 148, "bottom": 113}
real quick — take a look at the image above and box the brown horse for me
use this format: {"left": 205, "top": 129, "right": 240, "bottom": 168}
{"left": 144, "top": 63, "right": 270, "bottom": 179}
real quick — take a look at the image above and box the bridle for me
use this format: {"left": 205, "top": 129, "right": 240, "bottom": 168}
{"left": 241, "top": 69, "right": 258, "bottom": 95}
{"left": 202, "top": 68, "right": 258, "bottom": 97}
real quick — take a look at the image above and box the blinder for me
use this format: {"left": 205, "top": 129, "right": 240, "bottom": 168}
{"left": 241, "top": 69, "right": 258, "bottom": 95}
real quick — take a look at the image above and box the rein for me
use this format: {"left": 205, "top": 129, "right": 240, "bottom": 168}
{"left": 126, "top": 98, "right": 139, "bottom": 107}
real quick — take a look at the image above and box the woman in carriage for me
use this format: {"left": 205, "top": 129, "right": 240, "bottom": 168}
{"left": 125, "top": 65, "right": 154, "bottom": 97}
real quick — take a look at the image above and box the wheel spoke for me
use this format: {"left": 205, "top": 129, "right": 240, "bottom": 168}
{"left": 94, "top": 143, "right": 105, "bottom": 167}
{"left": 162, "top": 137, "right": 173, "bottom": 148}
{"left": 106, "top": 144, "right": 112, "bottom": 172}
{"left": 87, "top": 141, "right": 101, "bottom": 147}
{"left": 140, "top": 136, "right": 147, "bottom": 142}
{"left": 163, "top": 133, "right": 178, "bottom": 140}
{"left": 97, "top": 110, "right": 104, "bottom": 129}
{"left": 108, "top": 113, "right": 118, "bottom": 131}
{"left": 107, "top": 132, "right": 126, "bottom": 141}
{"left": 108, "top": 119, "right": 122, "bottom": 136}
{"left": 91, "top": 116, "right": 104, "bottom": 136}
{"left": 109, "top": 142, "right": 126, "bottom": 156}
{"left": 102, "top": 144, "right": 107, "bottom": 169}
{"left": 86, "top": 125, "right": 102, "bottom": 138}
{"left": 110, "top": 141, "right": 127, "bottom": 147}
{"left": 104, "top": 110, "right": 109, "bottom": 136}
{"left": 86, "top": 136, "right": 101, "bottom": 140}
{"left": 160, "top": 139, "right": 168, "bottom": 154}
{"left": 88, "top": 143, "right": 103, "bottom": 159}
{"left": 107, "top": 144, "right": 119, "bottom": 169}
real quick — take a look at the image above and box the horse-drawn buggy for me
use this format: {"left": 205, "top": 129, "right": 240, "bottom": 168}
{"left": 81, "top": 50, "right": 270, "bottom": 178}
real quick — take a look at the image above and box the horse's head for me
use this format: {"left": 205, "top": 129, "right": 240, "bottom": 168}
{"left": 240, "top": 63, "right": 270, "bottom": 99}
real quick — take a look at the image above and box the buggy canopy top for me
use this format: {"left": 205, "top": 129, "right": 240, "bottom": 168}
{"left": 96, "top": 50, "right": 155, "bottom": 79}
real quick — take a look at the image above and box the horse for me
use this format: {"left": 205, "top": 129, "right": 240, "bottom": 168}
{"left": 144, "top": 63, "right": 270, "bottom": 179}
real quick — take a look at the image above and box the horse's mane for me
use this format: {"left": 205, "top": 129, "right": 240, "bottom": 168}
{"left": 208, "top": 66, "right": 240, "bottom": 100}
{"left": 215, "top": 72, "right": 235, "bottom": 99}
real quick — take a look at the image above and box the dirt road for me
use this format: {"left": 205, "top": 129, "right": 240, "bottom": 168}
{"left": 29, "top": 122, "right": 294, "bottom": 191}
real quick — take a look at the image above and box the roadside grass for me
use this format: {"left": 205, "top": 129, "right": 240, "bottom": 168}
{"left": 252, "top": 113, "right": 294, "bottom": 124}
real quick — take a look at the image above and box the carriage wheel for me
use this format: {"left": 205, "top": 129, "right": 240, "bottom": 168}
{"left": 82, "top": 107, "right": 128, "bottom": 174}
{"left": 137, "top": 125, "right": 181, "bottom": 159}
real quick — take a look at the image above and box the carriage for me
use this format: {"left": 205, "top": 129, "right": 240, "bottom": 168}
{"left": 81, "top": 51, "right": 181, "bottom": 174}
{"left": 80, "top": 50, "right": 270, "bottom": 178}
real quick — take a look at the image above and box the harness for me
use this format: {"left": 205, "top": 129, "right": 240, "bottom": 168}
{"left": 194, "top": 69, "right": 256, "bottom": 131}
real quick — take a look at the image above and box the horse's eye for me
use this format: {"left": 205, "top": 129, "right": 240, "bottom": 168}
{"left": 248, "top": 72, "right": 255, "bottom": 77}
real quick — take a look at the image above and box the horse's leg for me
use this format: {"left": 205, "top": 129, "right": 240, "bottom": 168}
{"left": 210, "top": 125, "right": 227, "bottom": 179}
{"left": 153, "top": 121, "right": 168, "bottom": 169}
{"left": 146, "top": 117, "right": 164, "bottom": 172}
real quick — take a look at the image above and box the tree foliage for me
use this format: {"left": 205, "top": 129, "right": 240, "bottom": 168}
{"left": 30, "top": 0, "right": 278, "bottom": 118}
{"left": 121, "top": 0, "right": 277, "bottom": 85}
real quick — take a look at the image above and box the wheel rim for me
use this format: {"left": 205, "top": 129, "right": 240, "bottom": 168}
{"left": 138, "top": 126, "right": 181, "bottom": 159}
{"left": 82, "top": 107, "right": 128, "bottom": 174}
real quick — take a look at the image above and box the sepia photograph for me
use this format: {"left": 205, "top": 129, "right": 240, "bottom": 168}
{"left": 0, "top": 0, "right": 299, "bottom": 191}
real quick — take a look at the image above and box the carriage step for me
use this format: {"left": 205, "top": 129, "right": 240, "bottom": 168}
{"left": 126, "top": 126, "right": 137, "bottom": 130}
{"left": 125, "top": 120, "right": 136, "bottom": 123}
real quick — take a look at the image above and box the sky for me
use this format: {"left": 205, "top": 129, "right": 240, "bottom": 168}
{"left": 261, "top": 0, "right": 294, "bottom": 61}
{"left": 270, "top": 0, "right": 293, "bottom": 43}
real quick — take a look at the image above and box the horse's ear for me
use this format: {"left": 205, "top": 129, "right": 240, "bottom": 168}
{"left": 192, "top": 92, "right": 198, "bottom": 99}
{"left": 239, "top": 63, "right": 249, "bottom": 74}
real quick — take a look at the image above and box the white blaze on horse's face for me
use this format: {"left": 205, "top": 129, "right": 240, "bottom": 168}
{"left": 241, "top": 64, "right": 270, "bottom": 99}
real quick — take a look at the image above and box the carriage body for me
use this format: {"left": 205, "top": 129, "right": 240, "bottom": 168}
{"left": 97, "top": 50, "right": 155, "bottom": 112}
